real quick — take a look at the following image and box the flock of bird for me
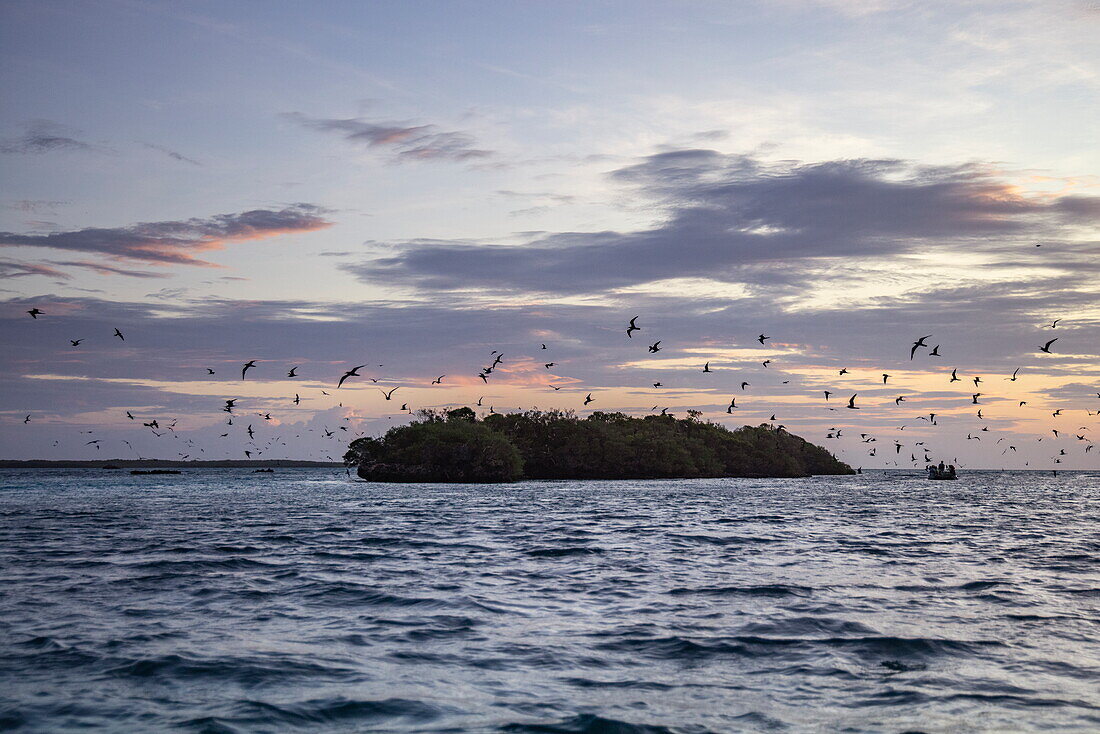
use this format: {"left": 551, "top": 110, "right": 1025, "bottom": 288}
{"left": 15, "top": 306, "right": 1098, "bottom": 471}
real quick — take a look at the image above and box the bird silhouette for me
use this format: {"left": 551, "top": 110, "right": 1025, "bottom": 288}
{"left": 626, "top": 316, "right": 640, "bottom": 338}
{"left": 910, "top": 334, "right": 932, "bottom": 359}
{"left": 379, "top": 387, "right": 399, "bottom": 400}
{"left": 648, "top": 341, "right": 661, "bottom": 353}
{"left": 26, "top": 308, "right": 43, "bottom": 319}
{"left": 113, "top": 328, "right": 124, "bottom": 340}
{"left": 758, "top": 334, "right": 770, "bottom": 345}
{"left": 242, "top": 360, "right": 256, "bottom": 379}
{"left": 1039, "top": 338, "right": 1058, "bottom": 353}
{"left": 702, "top": 362, "right": 711, "bottom": 373}
{"left": 846, "top": 394, "right": 859, "bottom": 410}
{"left": 584, "top": 393, "right": 594, "bottom": 406}
{"left": 432, "top": 375, "right": 445, "bottom": 384}
{"left": 70, "top": 339, "right": 82, "bottom": 347}
{"left": 287, "top": 366, "right": 299, "bottom": 377}
{"left": 338, "top": 365, "right": 366, "bottom": 388}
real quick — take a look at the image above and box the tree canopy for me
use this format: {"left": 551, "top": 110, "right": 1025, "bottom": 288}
{"left": 345, "top": 409, "right": 852, "bottom": 483}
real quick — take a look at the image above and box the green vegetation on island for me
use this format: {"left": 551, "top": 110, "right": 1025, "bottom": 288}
{"left": 345, "top": 408, "right": 853, "bottom": 483}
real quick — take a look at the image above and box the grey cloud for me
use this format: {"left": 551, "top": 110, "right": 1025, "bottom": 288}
{"left": 46, "top": 261, "right": 172, "bottom": 279}
{"left": 287, "top": 112, "right": 492, "bottom": 161}
{"left": 1, "top": 288, "right": 1095, "bottom": 466}
{"left": 0, "top": 204, "right": 331, "bottom": 266}
{"left": 345, "top": 152, "right": 1099, "bottom": 295}
{"left": 0, "top": 120, "right": 101, "bottom": 154}
{"left": 140, "top": 142, "right": 202, "bottom": 166}
{"left": 0, "top": 260, "right": 71, "bottom": 280}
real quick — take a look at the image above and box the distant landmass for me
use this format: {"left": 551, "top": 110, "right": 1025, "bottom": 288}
{"left": 346, "top": 408, "right": 854, "bottom": 483}
{"left": 0, "top": 459, "right": 342, "bottom": 469}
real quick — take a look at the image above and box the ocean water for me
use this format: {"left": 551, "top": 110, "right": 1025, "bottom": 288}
{"left": 1, "top": 469, "right": 1099, "bottom": 733}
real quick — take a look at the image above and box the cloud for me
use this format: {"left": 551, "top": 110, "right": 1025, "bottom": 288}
{"left": 0, "top": 204, "right": 332, "bottom": 266}
{"left": 4, "top": 200, "right": 70, "bottom": 213}
{"left": 47, "top": 261, "right": 173, "bottom": 279}
{"left": 0, "top": 260, "right": 71, "bottom": 280}
{"left": 287, "top": 112, "right": 492, "bottom": 162}
{"left": 343, "top": 151, "right": 1100, "bottom": 295}
{"left": 0, "top": 289, "right": 1095, "bottom": 466}
{"left": 140, "top": 142, "right": 202, "bottom": 166}
{"left": 0, "top": 119, "right": 101, "bottom": 154}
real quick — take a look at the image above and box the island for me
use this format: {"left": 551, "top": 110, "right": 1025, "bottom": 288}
{"left": 345, "top": 408, "right": 853, "bottom": 483}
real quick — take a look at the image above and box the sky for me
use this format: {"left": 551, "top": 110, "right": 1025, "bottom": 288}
{"left": 1, "top": 0, "right": 1098, "bottom": 469}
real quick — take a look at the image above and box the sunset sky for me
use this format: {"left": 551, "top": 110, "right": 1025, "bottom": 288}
{"left": 1, "top": 0, "right": 1098, "bottom": 468}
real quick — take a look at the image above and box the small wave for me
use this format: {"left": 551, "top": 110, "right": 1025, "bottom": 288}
{"left": 187, "top": 697, "right": 454, "bottom": 728}
{"left": 526, "top": 546, "right": 605, "bottom": 558}
{"left": 668, "top": 533, "right": 780, "bottom": 546}
{"left": 121, "top": 558, "right": 279, "bottom": 572}
{"left": 106, "top": 653, "right": 355, "bottom": 685}
{"left": 669, "top": 584, "right": 813, "bottom": 598}
{"left": 501, "top": 713, "right": 705, "bottom": 733}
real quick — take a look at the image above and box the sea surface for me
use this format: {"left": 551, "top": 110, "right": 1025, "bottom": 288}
{"left": 1, "top": 469, "right": 1099, "bottom": 733}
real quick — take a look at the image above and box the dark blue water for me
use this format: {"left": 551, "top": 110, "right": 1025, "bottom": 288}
{"left": 1, "top": 469, "right": 1099, "bottom": 732}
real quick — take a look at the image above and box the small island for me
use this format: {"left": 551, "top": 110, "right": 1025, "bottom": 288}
{"left": 345, "top": 408, "right": 853, "bottom": 483}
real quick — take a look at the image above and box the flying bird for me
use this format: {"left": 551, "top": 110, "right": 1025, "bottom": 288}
{"left": 1039, "top": 338, "right": 1058, "bottom": 354}
{"left": 1008, "top": 368, "right": 1020, "bottom": 382}
{"left": 113, "top": 328, "right": 124, "bottom": 340}
{"left": 242, "top": 360, "right": 256, "bottom": 379}
{"left": 950, "top": 369, "right": 959, "bottom": 382}
{"left": 626, "top": 317, "right": 640, "bottom": 338}
{"left": 338, "top": 365, "right": 366, "bottom": 388}
{"left": 27, "top": 308, "right": 43, "bottom": 319}
{"left": 287, "top": 366, "right": 299, "bottom": 378}
{"left": 584, "top": 393, "right": 594, "bottom": 406}
{"left": 432, "top": 375, "right": 445, "bottom": 385}
{"left": 928, "top": 345, "right": 940, "bottom": 357}
{"left": 882, "top": 374, "right": 890, "bottom": 384}
{"left": 702, "top": 362, "right": 711, "bottom": 373}
{"left": 741, "top": 382, "right": 750, "bottom": 390}
{"left": 910, "top": 334, "right": 932, "bottom": 359}
{"left": 758, "top": 334, "right": 770, "bottom": 345}
{"left": 846, "top": 394, "right": 859, "bottom": 410}
{"left": 379, "top": 387, "right": 399, "bottom": 400}
{"left": 648, "top": 341, "right": 661, "bottom": 353}
{"left": 70, "top": 339, "right": 82, "bottom": 347}
{"left": 207, "top": 368, "right": 216, "bottom": 375}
